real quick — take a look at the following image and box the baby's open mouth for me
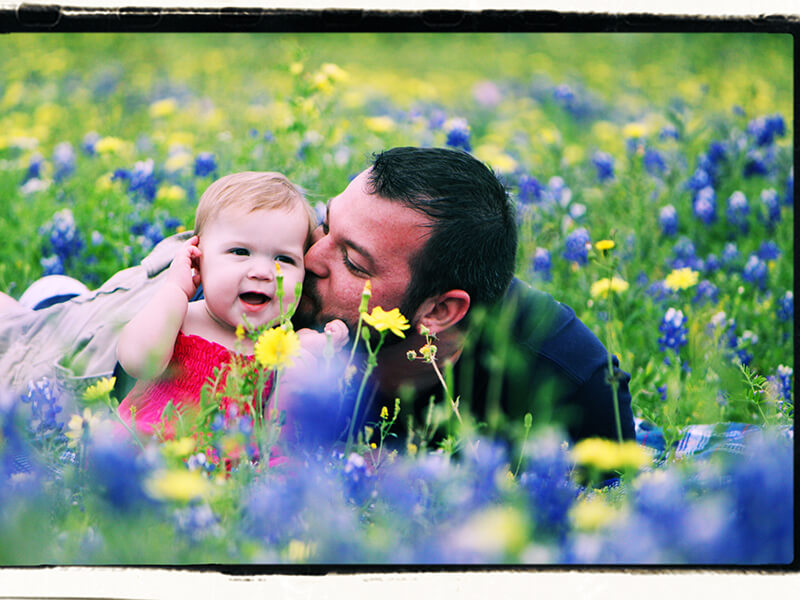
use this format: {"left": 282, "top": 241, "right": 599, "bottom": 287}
{"left": 239, "top": 292, "right": 270, "bottom": 305}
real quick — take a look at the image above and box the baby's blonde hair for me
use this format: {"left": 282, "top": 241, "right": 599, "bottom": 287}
{"left": 194, "top": 171, "right": 316, "bottom": 242}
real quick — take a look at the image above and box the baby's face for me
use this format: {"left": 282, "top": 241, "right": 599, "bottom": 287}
{"left": 196, "top": 204, "right": 308, "bottom": 331}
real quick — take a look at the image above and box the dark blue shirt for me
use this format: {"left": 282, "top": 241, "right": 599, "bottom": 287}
{"left": 363, "top": 278, "right": 635, "bottom": 443}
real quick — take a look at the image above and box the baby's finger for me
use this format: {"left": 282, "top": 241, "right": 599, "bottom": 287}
{"left": 324, "top": 319, "right": 350, "bottom": 349}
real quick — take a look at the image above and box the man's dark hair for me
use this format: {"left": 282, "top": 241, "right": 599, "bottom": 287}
{"left": 368, "top": 147, "right": 517, "bottom": 321}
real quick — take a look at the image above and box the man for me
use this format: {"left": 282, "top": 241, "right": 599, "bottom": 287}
{"left": 293, "top": 147, "right": 634, "bottom": 445}
{"left": 1, "top": 146, "right": 633, "bottom": 445}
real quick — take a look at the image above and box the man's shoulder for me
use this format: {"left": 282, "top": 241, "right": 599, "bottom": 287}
{"left": 483, "top": 278, "right": 608, "bottom": 385}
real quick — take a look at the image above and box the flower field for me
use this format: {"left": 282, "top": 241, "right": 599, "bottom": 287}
{"left": 0, "top": 33, "right": 794, "bottom": 565}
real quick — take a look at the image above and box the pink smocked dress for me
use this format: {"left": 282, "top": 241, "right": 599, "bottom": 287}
{"left": 118, "top": 331, "right": 267, "bottom": 437}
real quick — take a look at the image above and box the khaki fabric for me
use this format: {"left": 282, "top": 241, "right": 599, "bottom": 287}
{"left": 0, "top": 232, "right": 192, "bottom": 397}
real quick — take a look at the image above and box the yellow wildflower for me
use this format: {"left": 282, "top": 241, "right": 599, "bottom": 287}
{"left": 254, "top": 326, "right": 301, "bottom": 370}
{"left": 590, "top": 276, "right": 629, "bottom": 299}
{"left": 572, "top": 438, "right": 651, "bottom": 471}
{"left": 407, "top": 442, "right": 418, "bottom": 456}
{"left": 622, "top": 122, "right": 648, "bottom": 139}
{"left": 595, "top": 239, "right": 615, "bottom": 252}
{"left": 165, "top": 152, "right": 192, "bottom": 172}
{"left": 95, "top": 137, "right": 126, "bottom": 154}
{"left": 365, "top": 116, "right": 396, "bottom": 134}
{"left": 419, "top": 343, "right": 436, "bottom": 361}
{"left": 162, "top": 436, "right": 196, "bottom": 458}
{"left": 156, "top": 185, "right": 186, "bottom": 203}
{"left": 380, "top": 406, "right": 389, "bottom": 420}
{"left": 275, "top": 262, "right": 282, "bottom": 276}
{"left": 289, "top": 62, "right": 304, "bottom": 75}
{"left": 149, "top": 98, "right": 178, "bottom": 118}
{"left": 65, "top": 408, "right": 101, "bottom": 448}
{"left": 361, "top": 306, "right": 410, "bottom": 339}
{"left": 321, "top": 63, "right": 348, "bottom": 82}
{"left": 570, "top": 495, "right": 619, "bottom": 531}
{"left": 664, "top": 267, "right": 699, "bottom": 291}
{"left": 370, "top": 443, "right": 377, "bottom": 449}
{"left": 287, "top": 539, "right": 316, "bottom": 562}
{"left": 95, "top": 173, "right": 115, "bottom": 192}
{"left": 235, "top": 324, "right": 245, "bottom": 341}
{"left": 145, "top": 469, "right": 212, "bottom": 502}
{"left": 83, "top": 377, "right": 116, "bottom": 402}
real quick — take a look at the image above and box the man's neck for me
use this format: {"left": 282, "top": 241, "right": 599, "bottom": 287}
{"left": 373, "top": 329, "right": 464, "bottom": 398}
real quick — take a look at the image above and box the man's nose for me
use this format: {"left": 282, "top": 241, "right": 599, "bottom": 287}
{"left": 304, "top": 235, "right": 330, "bottom": 277}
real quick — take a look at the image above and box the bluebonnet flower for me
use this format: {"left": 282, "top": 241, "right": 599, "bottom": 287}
{"left": 39, "top": 208, "right": 84, "bottom": 270}
{"left": 248, "top": 128, "right": 259, "bottom": 138}
{"left": 41, "top": 254, "right": 65, "bottom": 276}
{"left": 23, "top": 153, "right": 45, "bottom": 183}
{"left": 591, "top": 151, "right": 614, "bottom": 182}
{"left": 463, "top": 438, "right": 508, "bottom": 507}
{"left": 721, "top": 242, "right": 740, "bottom": 268}
{"left": 519, "top": 431, "right": 578, "bottom": 541}
{"left": 548, "top": 176, "right": 572, "bottom": 207}
{"left": 646, "top": 280, "right": 675, "bottom": 304}
{"left": 669, "top": 236, "right": 703, "bottom": 271}
{"left": 707, "top": 141, "right": 727, "bottom": 164}
{"left": 569, "top": 203, "right": 587, "bottom": 220}
{"left": 759, "top": 188, "right": 781, "bottom": 226}
{"left": 747, "top": 114, "right": 786, "bottom": 147}
{"left": 657, "top": 385, "right": 668, "bottom": 401}
{"left": 756, "top": 241, "right": 781, "bottom": 261}
{"left": 772, "top": 365, "right": 792, "bottom": 413}
{"left": 692, "top": 186, "right": 717, "bottom": 225}
{"left": 19, "top": 378, "right": 67, "bottom": 443}
{"left": 777, "top": 291, "right": 793, "bottom": 322}
{"left": 428, "top": 109, "right": 446, "bottom": 130}
{"left": 742, "top": 254, "right": 768, "bottom": 290}
{"left": 531, "top": 247, "right": 552, "bottom": 281}
{"left": 343, "top": 452, "right": 375, "bottom": 506}
{"left": 52, "top": 142, "right": 76, "bottom": 181}
{"left": 81, "top": 131, "right": 100, "bottom": 155}
{"left": 173, "top": 503, "right": 222, "bottom": 541}
{"left": 734, "top": 330, "right": 758, "bottom": 366}
{"left": 243, "top": 474, "right": 311, "bottom": 545}
{"left": 553, "top": 84, "right": 575, "bottom": 106}
{"left": 704, "top": 253, "right": 721, "bottom": 274}
{"left": 658, "top": 307, "right": 688, "bottom": 355}
{"left": 686, "top": 168, "right": 712, "bottom": 192}
{"left": 444, "top": 118, "right": 471, "bottom": 152}
{"left": 643, "top": 149, "right": 667, "bottom": 176}
{"left": 725, "top": 191, "right": 749, "bottom": 232}
{"left": 743, "top": 148, "right": 770, "bottom": 178}
{"left": 563, "top": 228, "right": 591, "bottom": 265}
{"left": 113, "top": 159, "right": 158, "bottom": 202}
{"left": 783, "top": 169, "right": 793, "bottom": 206}
{"left": 659, "top": 125, "right": 679, "bottom": 140}
{"left": 517, "top": 175, "right": 544, "bottom": 204}
{"left": 659, "top": 205, "right": 678, "bottom": 236}
{"left": 194, "top": 152, "right": 217, "bottom": 177}
{"left": 692, "top": 280, "right": 719, "bottom": 306}
{"left": 87, "top": 434, "right": 156, "bottom": 512}
{"left": 163, "top": 216, "right": 182, "bottom": 231}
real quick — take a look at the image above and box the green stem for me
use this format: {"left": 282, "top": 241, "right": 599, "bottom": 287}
{"left": 344, "top": 331, "right": 384, "bottom": 455}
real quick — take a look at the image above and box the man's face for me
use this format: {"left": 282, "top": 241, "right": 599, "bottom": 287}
{"left": 296, "top": 169, "right": 432, "bottom": 332}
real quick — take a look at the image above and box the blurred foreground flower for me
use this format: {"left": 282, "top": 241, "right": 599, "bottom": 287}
{"left": 254, "top": 326, "right": 301, "bottom": 370}
{"left": 572, "top": 438, "right": 650, "bottom": 472}
{"left": 83, "top": 377, "right": 116, "bottom": 402}
{"left": 145, "top": 469, "right": 213, "bottom": 502}
{"left": 65, "top": 408, "right": 101, "bottom": 448}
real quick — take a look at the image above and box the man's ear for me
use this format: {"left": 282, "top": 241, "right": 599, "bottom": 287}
{"left": 414, "top": 290, "right": 470, "bottom": 335}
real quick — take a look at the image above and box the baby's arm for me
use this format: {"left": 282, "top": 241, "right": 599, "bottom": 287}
{"left": 116, "top": 236, "right": 202, "bottom": 380}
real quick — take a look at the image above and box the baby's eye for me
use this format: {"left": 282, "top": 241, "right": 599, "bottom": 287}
{"left": 275, "top": 255, "right": 296, "bottom": 265}
{"left": 229, "top": 248, "right": 249, "bottom": 256}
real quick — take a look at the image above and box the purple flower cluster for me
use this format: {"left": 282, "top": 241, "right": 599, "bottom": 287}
{"left": 658, "top": 308, "right": 688, "bottom": 355}
{"left": 591, "top": 151, "right": 614, "bottom": 182}
{"left": 742, "top": 254, "right": 768, "bottom": 290}
{"left": 725, "top": 191, "right": 749, "bottom": 233}
{"left": 691, "top": 280, "right": 719, "bottom": 306}
{"left": 563, "top": 228, "right": 591, "bottom": 265}
{"left": 518, "top": 174, "right": 545, "bottom": 204}
{"left": 747, "top": 114, "right": 786, "bottom": 147}
{"left": 659, "top": 205, "right": 678, "bottom": 236}
{"left": 444, "top": 118, "right": 471, "bottom": 152}
{"left": 38, "top": 208, "right": 84, "bottom": 276}
{"left": 52, "top": 142, "right": 76, "bottom": 181}
{"left": 531, "top": 247, "right": 552, "bottom": 281}
{"left": 19, "top": 378, "right": 67, "bottom": 445}
{"left": 776, "top": 291, "right": 793, "bottom": 322}
{"left": 113, "top": 158, "right": 158, "bottom": 202}
{"left": 692, "top": 186, "right": 717, "bottom": 225}
{"left": 759, "top": 188, "right": 781, "bottom": 227}
{"left": 194, "top": 152, "right": 217, "bottom": 178}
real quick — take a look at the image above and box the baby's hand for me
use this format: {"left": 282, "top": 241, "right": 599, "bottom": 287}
{"left": 296, "top": 319, "right": 349, "bottom": 358}
{"left": 166, "top": 236, "right": 202, "bottom": 299}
